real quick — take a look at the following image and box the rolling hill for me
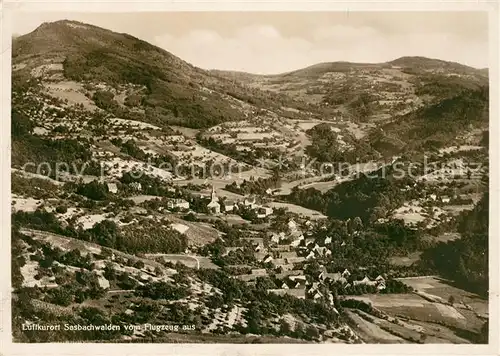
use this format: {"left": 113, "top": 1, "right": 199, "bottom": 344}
{"left": 13, "top": 20, "right": 314, "bottom": 130}
{"left": 12, "top": 20, "right": 489, "bottom": 161}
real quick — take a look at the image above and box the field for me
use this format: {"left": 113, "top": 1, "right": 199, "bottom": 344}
{"left": 350, "top": 309, "right": 470, "bottom": 344}
{"left": 345, "top": 310, "right": 406, "bottom": 343}
{"left": 145, "top": 254, "right": 218, "bottom": 270}
{"left": 43, "top": 81, "right": 98, "bottom": 111}
{"left": 388, "top": 252, "right": 422, "bottom": 267}
{"left": 170, "top": 167, "right": 271, "bottom": 190}
{"left": 345, "top": 287, "right": 486, "bottom": 343}
{"left": 19, "top": 228, "right": 170, "bottom": 271}
{"left": 109, "top": 118, "right": 160, "bottom": 130}
{"left": 76, "top": 214, "right": 107, "bottom": 229}
{"left": 396, "top": 277, "right": 488, "bottom": 321}
{"left": 168, "top": 216, "right": 220, "bottom": 246}
{"left": 345, "top": 275, "right": 488, "bottom": 342}
{"left": 269, "top": 201, "right": 327, "bottom": 220}
{"left": 12, "top": 197, "right": 43, "bottom": 212}
{"left": 126, "top": 195, "right": 161, "bottom": 204}
{"left": 101, "top": 156, "right": 174, "bottom": 181}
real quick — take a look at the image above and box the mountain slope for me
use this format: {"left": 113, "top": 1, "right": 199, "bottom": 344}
{"left": 214, "top": 56, "right": 488, "bottom": 157}
{"left": 12, "top": 20, "right": 489, "bottom": 161}
{"left": 369, "top": 86, "right": 489, "bottom": 155}
{"left": 13, "top": 20, "right": 312, "bottom": 129}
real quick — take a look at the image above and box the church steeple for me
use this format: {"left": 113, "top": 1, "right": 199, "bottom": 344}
{"left": 211, "top": 185, "right": 217, "bottom": 202}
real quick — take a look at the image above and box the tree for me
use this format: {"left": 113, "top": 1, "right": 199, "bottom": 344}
{"left": 90, "top": 220, "right": 119, "bottom": 247}
{"left": 420, "top": 333, "right": 427, "bottom": 343}
{"left": 55, "top": 205, "right": 68, "bottom": 214}
{"left": 352, "top": 216, "right": 363, "bottom": 231}
{"left": 12, "top": 109, "right": 34, "bottom": 137}
{"left": 305, "top": 325, "right": 320, "bottom": 340}
{"left": 477, "top": 320, "right": 488, "bottom": 343}
{"left": 154, "top": 266, "right": 163, "bottom": 276}
{"left": 76, "top": 181, "right": 108, "bottom": 201}
{"left": 448, "top": 295, "right": 455, "bottom": 305}
{"left": 255, "top": 277, "right": 276, "bottom": 291}
{"left": 279, "top": 319, "right": 292, "bottom": 335}
{"left": 134, "top": 260, "right": 145, "bottom": 269}
{"left": 49, "top": 287, "right": 73, "bottom": 306}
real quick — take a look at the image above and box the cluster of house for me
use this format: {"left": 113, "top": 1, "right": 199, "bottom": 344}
{"left": 224, "top": 219, "right": 341, "bottom": 269}
{"left": 103, "top": 183, "right": 276, "bottom": 218}
{"left": 427, "top": 193, "right": 451, "bottom": 204}
{"left": 267, "top": 219, "right": 344, "bottom": 259}
{"left": 167, "top": 198, "right": 190, "bottom": 211}
{"left": 226, "top": 217, "right": 388, "bottom": 306}
{"left": 268, "top": 268, "right": 386, "bottom": 303}
{"left": 426, "top": 192, "right": 476, "bottom": 205}
{"left": 105, "top": 181, "right": 142, "bottom": 194}
{"left": 204, "top": 186, "right": 274, "bottom": 218}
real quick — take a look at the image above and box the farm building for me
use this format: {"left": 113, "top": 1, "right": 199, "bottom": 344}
{"left": 167, "top": 198, "right": 190, "bottom": 210}
{"left": 106, "top": 182, "right": 118, "bottom": 194}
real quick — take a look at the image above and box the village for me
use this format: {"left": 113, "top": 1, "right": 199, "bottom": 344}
{"left": 10, "top": 17, "right": 490, "bottom": 344}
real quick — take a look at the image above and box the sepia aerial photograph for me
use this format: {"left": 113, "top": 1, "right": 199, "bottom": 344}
{"left": 10, "top": 11, "right": 490, "bottom": 344}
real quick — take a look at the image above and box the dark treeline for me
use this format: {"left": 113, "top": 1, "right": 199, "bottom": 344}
{"left": 420, "top": 192, "right": 488, "bottom": 295}
{"left": 225, "top": 172, "right": 282, "bottom": 196}
{"left": 286, "top": 165, "right": 416, "bottom": 223}
{"left": 12, "top": 108, "right": 93, "bottom": 173}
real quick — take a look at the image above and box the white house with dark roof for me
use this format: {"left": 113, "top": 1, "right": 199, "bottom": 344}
{"left": 303, "top": 238, "right": 315, "bottom": 247}
{"left": 167, "top": 198, "right": 190, "bottom": 210}
{"left": 243, "top": 196, "right": 257, "bottom": 208}
{"left": 223, "top": 200, "right": 238, "bottom": 213}
{"left": 107, "top": 182, "right": 118, "bottom": 194}
{"left": 263, "top": 255, "right": 273, "bottom": 264}
{"left": 257, "top": 206, "right": 273, "bottom": 219}
{"left": 295, "top": 281, "right": 306, "bottom": 289}
{"left": 313, "top": 245, "right": 328, "bottom": 256}
{"left": 271, "top": 232, "right": 285, "bottom": 244}
{"left": 342, "top": 269, "right": 351, "bottom": 278}
{"left": 289, "top": 274, "right": 306, "bottom": 282}
{"left": 353, "top": 276, "right": 377, "bottom": 287}
{"left": 313, "top": 291, "right": 323, "bottom": 300}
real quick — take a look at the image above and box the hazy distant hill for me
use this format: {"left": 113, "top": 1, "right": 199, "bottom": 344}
{"left": 214, "top": 55, "right": 488, "bottom": 156}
